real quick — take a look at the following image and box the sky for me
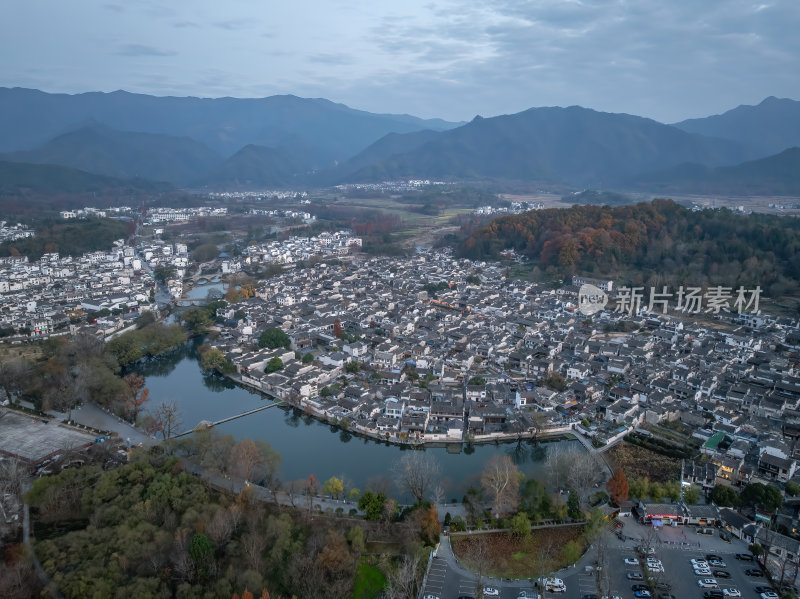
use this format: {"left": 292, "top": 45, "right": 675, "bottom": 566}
{"left": 1, "top": 0, "right": 798, "bottom": 123}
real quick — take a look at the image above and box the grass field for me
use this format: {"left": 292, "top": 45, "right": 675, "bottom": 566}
{"left": 451, "top": 525, "right": 585, "bottom": 579}
{"left": 353, "top": 563, "right": 387, "bottom": 599}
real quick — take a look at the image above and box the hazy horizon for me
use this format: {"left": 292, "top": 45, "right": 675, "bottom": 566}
{"left": 2, "top": 1, "right": 798, "bottom": 124}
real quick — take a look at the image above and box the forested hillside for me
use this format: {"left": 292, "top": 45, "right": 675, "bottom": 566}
{"left": 459, "top": 199, "right": 800, "bottom": 296}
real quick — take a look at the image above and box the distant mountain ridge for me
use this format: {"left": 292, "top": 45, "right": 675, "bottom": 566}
{"left": 0, "top": 123, "right": 221, "bottom": 186}
{"left": 199, "top": 144, "right": 310, "bottom": 189}
{"left": 673, "top": 97, "right": 800, "bottom": 158}
{"left": 337, "top": 106, "right": 753, "bottom": 186}
{"left": 0, "top": 160, "right": 170, "bottom": 195}
{"left": 629, "top": 147, "right": 800, "bottom": 196}
{"left": 1, "top": 88, "right": 798, "bottom": 193}
{"left": 0, "top": 87, "right": 462, "bottom": 165}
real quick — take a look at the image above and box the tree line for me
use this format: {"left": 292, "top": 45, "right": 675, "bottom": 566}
{"left": 459, "top": 199, "right": 800, "bottom": 297}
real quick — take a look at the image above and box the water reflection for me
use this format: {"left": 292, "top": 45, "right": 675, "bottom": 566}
{"left": 135, "top": 349, "right": 584, "bottom": 498}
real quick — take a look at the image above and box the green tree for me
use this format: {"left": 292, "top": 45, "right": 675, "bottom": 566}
{"left": 509, "top": 512, "right": 531, "bottom": 539}
{"left": 153, "top": 264, "right": 176, "bottom": 283}
{"left": 357, "top": 490, "right": 386, "bottom": 520}
{"left": 189, "top": 532, "right": 215, "bottom": 577}
{"left": 467, "top": 376, "right": 486, "bottom": 386}
{"left": 786, "top": 481, "right": 800, "bottom": 496}
{"left": 258, "top": 327, "right": 290, "bottom": 349}
{"left": 648, "top": 482, "right": 664, "bottom": 502}
{"left": 567, "top": 490, "right": 581, "bottom": 519}
{"left": 683, "top": 485, "right": 701, "bottom": 504}
{"left": 711, "top": 484, "right": 741, "bottom": 507}
{"left": 182, "top": 306, "right": 213, "bottom": 334}
{"left": 200, "top": 348, "right": 232, "bottom": 373}
{"left": 302, "top": 352, "right": 314, "bottom": 364}
{"left": 344, "top": 361, "right": 360, "bottom": 374}
{"left": 265, "top": 357, "right": 283, "bottom": 373}
{"left": 320, "top": 386, "right": 332, "bottom": 397}
{"left": 562, "top": 540, "right": 582, "bottom": 565}
{"left": 664, "top": 480, "right": 681, "bottom": 502}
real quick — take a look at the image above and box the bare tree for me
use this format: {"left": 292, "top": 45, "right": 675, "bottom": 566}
{"left": 461, "top": 535, "right": 490, "bottom": 596}
{"left": 481, "top": 454, "right": 520, "bottom": 518}
{"left": 151, "top": 400, "right": 182, "bottom": 439}
{"left": 394, "top": 451, "right": 441, "bottom": 503}
{"left": 241, "top": 531, "right": 267, "bottom": 570}
{"left": 566, "top": 452, "right": 603, "bottom": 499}
{"left": 0, "top": 356, "right": 31, "bottom": 402}
{"left": 383, "top": 554, "right": 422, "bottom": 599}
{"left": 230, "top": 439, "right": 264, "bottom": 482}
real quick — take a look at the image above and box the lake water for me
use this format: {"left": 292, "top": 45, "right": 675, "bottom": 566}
{"left": 133, "top": 341, "right": 583, "bottom": 500}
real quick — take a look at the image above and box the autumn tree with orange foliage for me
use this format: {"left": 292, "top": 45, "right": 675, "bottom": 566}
{"left": 606, "top": 467, "right": 630, "bottom": 505}
{"left": 122, "top": 373, "right": 150, "bottom": 422}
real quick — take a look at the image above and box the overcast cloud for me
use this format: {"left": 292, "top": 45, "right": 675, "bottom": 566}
{"left": 1, "top": 0, "right": 797, "bottom": 122}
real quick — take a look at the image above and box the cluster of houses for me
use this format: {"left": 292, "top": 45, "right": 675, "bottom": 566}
{"left": 59, "top": 206, "right": 134, "bottom": 219}
{"left": 201, "top": 248, "right": 800, "bottom": 453}
{"left": 0, "top": 245, "right": 155, "bottom": 337}
{"left": 208, "top": 190, "right": 309, "bottom": 202}
{"left": 0, "top": 221, "right": 34, "bottom": 243}
{"left": 240, "top": 231, "right": 362, "bottom": 267}
{"left": 143, "top": 206, "right": 227, "bottom": 224}
{"left": 247, "top": 208, "right": 315, "bottom": 223}
{"left": 473, "top": 201, "right": 545, "bottom": 216}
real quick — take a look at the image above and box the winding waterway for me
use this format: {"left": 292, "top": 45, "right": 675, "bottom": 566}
{"left": 133, "top": 341, "right": 583, "bottom": 499}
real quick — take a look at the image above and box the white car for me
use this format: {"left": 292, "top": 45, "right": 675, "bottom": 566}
{"left": 760, "top": 593, "right": 779, "bottom": 599}
{"left": 423, "top": 595, "right": 440, "bottom": 599}
{"left": 723, "top": 589, "right": 741, "bottom": 598}
{"left": 698, "top": 579, "right": 719, "bottom": 588}
{"left": 694, "top": 568, "right": 713, "bottom": 576}
{"left": 648, "top": 564, "right": 665, "bottom": 573}
{"left": 691, "top": 558, "right": 710, "bottom": 566}
{"left": 483, "top": 588, "right": 500, "bottom": 597}
{"left": 543, "top": 578, "right": 566, "bottom": 593}
{"left": 624, "top": 558, "right": 639, "bottom": 565}
{"left": 709, "top": 559, "right": 727, "bottom": 567}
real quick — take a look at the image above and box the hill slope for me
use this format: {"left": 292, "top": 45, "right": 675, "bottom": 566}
{"left": 0, "top": 160, "right": 170, "bottom": 195}
{"left": 1, "top": 124, "right": 221, "bottom": 186}
{"left": 673, "top": 97, "right": 800, "bottom": 157}
{"left": 630, "top": 147, "right": 800, "bottom": 195}
{"left": 459, "top": 199, "right": 800, "bottom": 297}
{"left": 198, "top": 144, "right": 310, "bottom": 189}
{"left": 0, "top": 87, "right": 462, "bottom": 165}
{"left": 344, "top": 107, "right": 751, "bottom": 186}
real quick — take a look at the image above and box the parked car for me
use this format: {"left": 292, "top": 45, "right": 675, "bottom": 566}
{"left": 708, "top": 559, "right": 727, "bottom": 567}
{"left": 760, "top": 592, "right": 779, "bottom": 599}
{"left": 697, "top": 579, "right": 720, "bottom": 588}
{"left": 745, "top": 568, "right": 764, "bottom": 577}
{"left": 704, "top": 591, "right": 724, "bottom": 599}
{"left": 655, "top": 582, "right": 672, "bottom": 592}
{"left": 734, "top": 553, "right": 753, "bottom": 561}
{"left": 697, "top": 527, "right": 715, "bottom": 535}
{"left": 423, "top": 595, "right": 440, "bottom": 599}
{"left": 632, "top": 585, "right": 649, "bottom": 592}
{"left": 691, "top": 558, "right": 710, "bottom": 567}
{"left": 694, "top": 568, "right": 713, "bottom": 576}
{"left": 627, "top": 572, "right": 644, "bottom": 580}
{"left": 713, "top": 570, "right": 731, "bottom": 578}
{"left": 753, "top": 587, "right": 775, "bottom": 595}
{"left": 624, "top": 558, "right": 639, "bottom": 565}
{"left": 634, "top": 592, "right": 652, "bottom": 599}
{"left": 706, "top": 554, "right": 723, "bottom": 561}
{"left": 722, "top": 589, "right": 741, "bottom": 597}
{"left": 483, "top": 589, "right": 500, "bottom": 597}
{"left": 517, "top": 592, "right": 538, "bottom": 599}
{"left": 543, "top": 578, "right": 566, "bottom": 593}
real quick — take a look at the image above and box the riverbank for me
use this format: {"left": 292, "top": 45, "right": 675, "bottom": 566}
{"left": 218, "top": 370, "right": 577, "bottom": 449}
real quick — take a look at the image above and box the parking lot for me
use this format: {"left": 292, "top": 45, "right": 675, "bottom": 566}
{"left": 421, "top": 519, "right": 780, "bottom": 599}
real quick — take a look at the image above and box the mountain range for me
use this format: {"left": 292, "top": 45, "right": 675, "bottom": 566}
{"left": 1, "top": 88, "right": 799, "bottom": 194}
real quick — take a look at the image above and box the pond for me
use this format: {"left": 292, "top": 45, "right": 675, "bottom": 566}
{"left": 133, "top": 341, "right": 584, "bottom": 500}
